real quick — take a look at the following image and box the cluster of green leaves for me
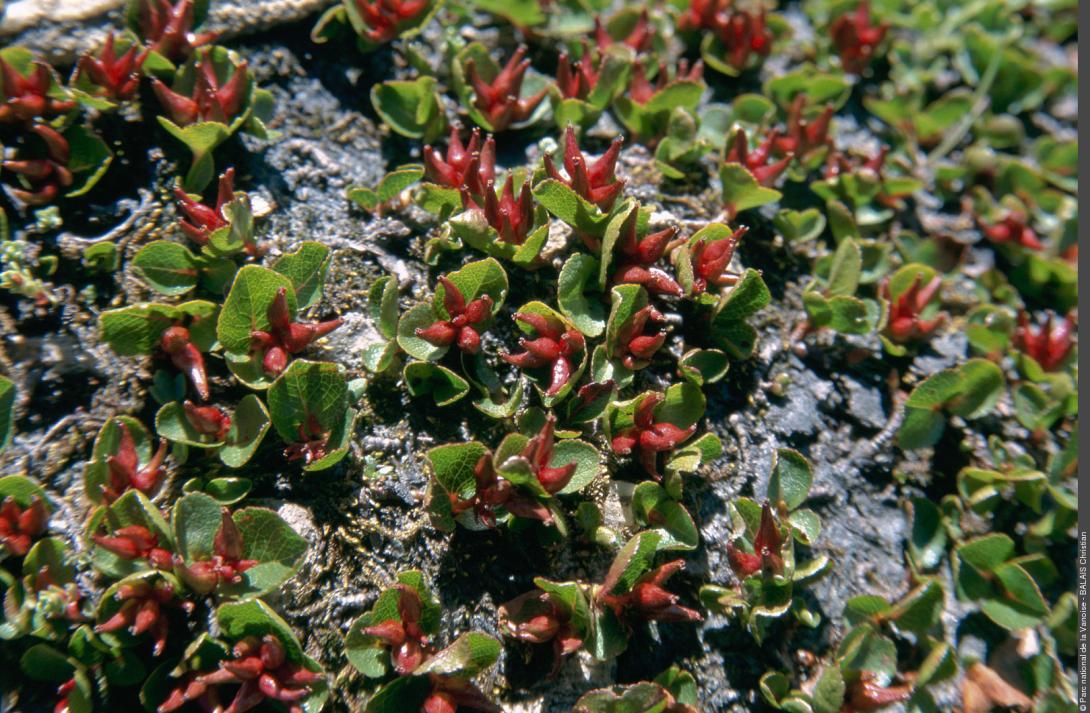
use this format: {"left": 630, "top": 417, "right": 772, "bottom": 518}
{"left": 699, "top": 449, "right": 830, "bottom": 642}
{"left": 344, "top": 570, "right": 501, "bottom": 711}
{"left": 0, "top": 473, "right": 319, "bottom": 713}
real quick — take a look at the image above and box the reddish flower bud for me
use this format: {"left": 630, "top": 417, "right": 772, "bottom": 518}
{"left": 714, "top": 8, "right": 773, "bottom": 73}
{"left": 2, "top": 124, "right": 76, "bottom": 206}
{"left": 614, "top": 305, "right": 667, "bottom": 370}
{"left": 195, "top": 633, "right": 322, "bottom": 713}
{"left": 174, "top": 168, "right": 242, "bottom": 249}
{"left": 600, "top": 560, "right": 702, "bottom": 623}
{"left": 844, "top": 671, "right": 912, "bottom": 712}
{"left": 152, "top": 49, "right": 250, "bottom": 126}
{"left": 543, "top": 125, "right": 625, "bottom": 211}
{"left": 464, "top": 45, "right": 549, "bottom": 132}
{"left": 771, "top": 95, "right": 835, "bottom": 160}
{"left": 728, "top": 502, "right": 785, "bottom": 579}
{"left": 594, "top": 10, "right": 653, "bottom": 53}
{"left": 978, "top": 211, "right": 1043, "bottom": 251}
{"left": 502, "top": 313, "right": 585, "bottom": 397}
{"left": 135, "top": 0, "right": 216, "bottom": 62}
{"left": 414, "top": 277, "right": 493, "bottom": 355}
{"left": 423, "top": 126, "right": 496, "bottom": 199}
{"left": 830, "top": 1, "right": 889, "bottom": 74}
{"left": 556, "top": 44, "right": 606, "bottom": 101}
{"left": 0, "top": 496, "right": 48, "bottom": 556}
{"left": 283, "top": 413, "right": 332, "bottom": 465}
{"left": 610, "top": 209, "right": 683, "bottom": 297}
{"left": 1014, "top": 310, "right": 1076, "bottom": 372}
{"left": 691, "top": 226, "right": 746, "bottom": 294}
{"left": 461, "top": 176, "right": 536, "bottom": 245}
{"left": 95, "top": 578, "right": 180, "bottom": 656}
{"left": 727, "top": 128, "right": 793, "bottom": 186}
{"left": 159, "top": 325, "right": 210, "bottom": 400}
{"left": 183, "top": 400, "right": 231, "bottom": 440}
{"left": 102, "top": 423, "right": 168, "bottom": 503}
{"left": 881, "top": 274, "right": 945, "bottom": 343}
{"left": 0, "top": 56, "right": 75, "bottom": 124}
{"left": 76, "top": 33, "right": 148, "bottom": 101}
{"left": 250, "top": 288, "right": 342, "bottom": 377}
{"left": 627, "top": 59, "right": 703, "bottom": 106}
{"left": 350, "top": 0, "right": 434, "bottom": 45}
{"left": 610, "top": 392, "right": 695, "bottom": 479}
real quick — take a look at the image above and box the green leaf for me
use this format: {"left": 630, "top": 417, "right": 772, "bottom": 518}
{"left": 601, "top": 531, "right": 661, "bottom": 596}
{"left": 768, "top": 448, "right": 812, "bottom": 511}
{"left": 216, "top": 599, "right": 308, "bottom": 665}
{"left": 908, "top": 498, "right": 946, "bottom": 571}
{"left": 156, "top": 401, "right": 224, "bottom": 448}
{"left": 416, "top": 632, "right": 501, "bottom": 677}
{"left": 368, "top": 276, "right": 400, "bottom": 341}
{"left": 550, "top": 438, "right": 602, "bottom": 495}
{"left": 267, "top": 359, "right": 349, "bottom": 442}
{"left": 956, "top": 533, "right": 1014, "bottom": 573}
{"left": 812, "top": 665, "right": 845, "bottom": 713}
{"left": 172, "top": 492, "right": 223, "bottom": 562}
{"left": 677, "top": 349, "right": 730, "bottom": 386}
{"left": 427, "top": 442, "right": 488, "bottom": 502}
{"left": 888, "top": 580, "right": 944, "bottom": 634}
{"left": 220, "top": 506, "right": 307, "bottom": 597}
{"left": 371, "top": 76, "right": 446, "bottom": 142}
{"left": 0, "top": 376, "right": 13, "bottom": 452}
{"left": 981, "top": 562, "right": 1049, "bottom": 630}
{"left": 558, "top": 253, "right": 606, "bottom": 337}
{"left": 403, "top": 361, "right": 469, "bottom": 406}
{"left": 132, "top": 242, "right": 201, "bottom": 296}
{"left": 217, "top": 265, "right": 297, "bottom": 357}
{"left": 826, "top": 238, "right": 862, "bottom": 297}
{"left": 202, "top": 477, "right": 252, "bottom": 504}
{"left": 436, "top": 258, "right": 508, "bottom": 319}
{"left": 774, "top": 208, "right": 826, "bottom": 243}
{"left": 719, "top": 163, "right": 782, "bottom": 217}
{"left": 710, "top": 269, "right": 770, "bottom": 358}
{"left": 397, "top": 300, "right": 450, "bottom": 361}
{"left": 534, "top": 178, "right": 612, "bottom": 236}
{"left": 64, "top": 125, "right": 113, "bottom": 197}
{"left": 632, "top": 482, "right": 698, "bottom": 551}
{"left": 99, "top": 303, "right": 183, "bottom": 355}
{"left": 219, "top": 394, "right": 271, "bottom": 468}
{"left": 271, "top": 241, "right": 332, "bottom": 310}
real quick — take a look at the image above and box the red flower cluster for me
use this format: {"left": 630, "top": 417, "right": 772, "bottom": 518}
{"left": 978, "top": 211, "right": 1043, "bottom": 251}
{"left": 499, "top": 588, "right": 583, "bottom": 671}
{"left": 627, "top": 60, "right": 703, "bottom": 105}
{"left": 184, "top": 635, "right": 322, "bottom": 713}
{"left": 516, "top": 414, "right": 577, "bottom": 494}
{"left": 0, "top": 56, "right": 74, "bottom": 124}
{"left": 830, "top": 0, "right": 889, "bottom": 74}
{"left": 613, "top": 305, "right": 667, "bottom": 370}
{"left": 96, "top": 577, "right": 189, "bottom": 656}
{"left": 136, "top": 0, "right": 216, "bottom": 62}
{"left": 174, "top": 168, "right": 242, "bottom": 246}
{"left": 464, "top": 45, "right": 548, "bottom": 131}
{"left": 251, "top": 287, "right": 343, "bottom": 377}
{"left": 727, "top": 128, "right": 793, "bottom": 186}
{"left": 727, "top": 502, "right": 784, "bottom": 578}
{"left": 502, "top": 311, "right": 585, "bottom": 397}
{"left": 2, "top": 125, "right": 73, "bottom": 206}
{"left": 690, "top": 226, "right": 746, "bottom": 295}
{"left": 544, "top": 125, "right": 625, "bottom": 212}
{"left": 462, "top": 176, "right": 537, "bottom": 245}
{"left": 351, "top": 0, "right": 433, "bottom": 45}
{"left": 152, "top": 50, "right": 250, "bottom": 126}
{"left": 183, "top": 401, "right": 232, "bottom": 441}
{"left": 92, "top": 524, "right": 174, "bottom": 571}
{"left": 284, "top": 413, "right": 333, "bottom": 466}
{"left": 0, "top": 496, "right": 48, "bottom": 556}
{"left": 594, "top": 10, "right": 653, "bottom": 53}
{"left": 823, "top": 145, "right": 888, "bottom": 180}
{"left": 415, "top": 277, "right": 494, "bottom": 355}
{"left": 361, "top": 584, "right": 433, "bottom": 674}
{"left": 555, "top": 46, "right": 605, "bottom": 101}
{"left": 449, "top": 452, "right": 553, "bottom": 527}
{"left": 598, "top": 560, "right": 702, "bottom": 623}
{"left": 611, "top": 208, "right": 682, "bottom": 297}
{"left": 77, "top": 33, "right": 148, "bottom": 101}
{"left": 774, "top": 95, "right": 835, "bottom": 159}
{"left": 1014, "top": 310, "right": 1076, "bottom": 372}
{"left": 160, "top": 325, "right": 210, "bottom": 400}
{"left": 611, "top": 392, "right": 695, "bottom": 478}
{"left": 677, "top": 1, "right": 770, "bottom": 72}
{"left": 882, "top": 274, "right": 944, "bottom": 343}
{"left": 103, "top": 423, "right": 168, "bottom": 503}
{"left": 173, "top": 509, "right": 257, "bottom": 594}
{"left": 423, "top": 126, "right": 495, "bottom": 199}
